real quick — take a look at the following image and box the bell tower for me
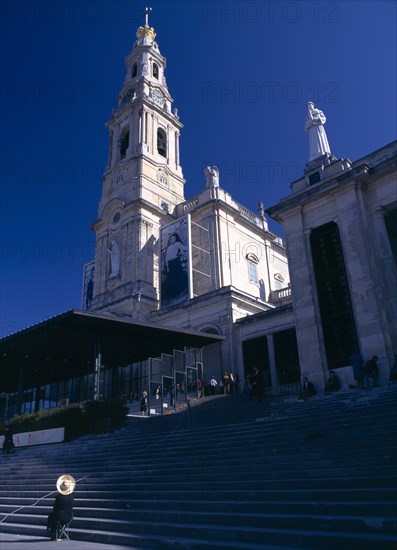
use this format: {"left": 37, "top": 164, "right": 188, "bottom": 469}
{"left": 90, "top": 8, "right": 185, "bottom": 318}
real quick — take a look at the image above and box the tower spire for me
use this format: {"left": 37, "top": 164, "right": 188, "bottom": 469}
{"left": 142, "top": 6, "right": 152, "bottom": 26}
{"left": 136, "top": 6, "right": 156, "bottom": 44}
{"left": 89, "top": 8, "right": 185, "bottom": 317}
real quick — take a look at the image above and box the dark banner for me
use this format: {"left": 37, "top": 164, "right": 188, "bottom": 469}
{"left": 160, "top": 216, "right": 191, "bottom": 307}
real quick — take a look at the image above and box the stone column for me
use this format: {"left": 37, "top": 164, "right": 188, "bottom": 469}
{"left": 140, "top": 108, "right": 145, "bottom": 144}
{"left": 283, "top": 207, "right": 327, "bottom": 389}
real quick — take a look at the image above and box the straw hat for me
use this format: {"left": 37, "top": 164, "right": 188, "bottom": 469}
{"left": 56, "top": 474, "right": 76, "bottom": 495}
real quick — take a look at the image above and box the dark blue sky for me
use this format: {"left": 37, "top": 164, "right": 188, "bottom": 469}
{"left": 1, "top": 0, "right": 396, "bottom": 335}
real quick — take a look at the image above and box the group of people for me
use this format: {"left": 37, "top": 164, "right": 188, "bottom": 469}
{"left": 206, "top": 372, "right": 240, "bottom": 396}
{"left": 297, "top": 353, "right": 396, "bottom": 401}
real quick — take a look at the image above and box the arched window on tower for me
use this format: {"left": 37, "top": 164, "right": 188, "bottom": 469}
{"left": 131, "top": 63, "right": 137, "bottom": 78}
{"left": 153, "top": 63, "right": 159, "bottom": 79}
{"left": 157, "top": 128, "right": 167, "bottom": 158}
{"left": 118, "top": 131, "right": 129, "bottom": 159}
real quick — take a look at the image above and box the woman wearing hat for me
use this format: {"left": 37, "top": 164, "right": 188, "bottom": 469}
{"left": 47, "top": 475, "right": 75, "bottom": 540}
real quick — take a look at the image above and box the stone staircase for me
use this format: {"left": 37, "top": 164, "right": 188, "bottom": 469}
{"left": 1, "top": 385, "right": 397, "bottom": 549}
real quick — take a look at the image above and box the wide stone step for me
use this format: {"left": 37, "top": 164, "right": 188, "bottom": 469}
{"left": 2, "top": 452, "right": 396, "bottom": 474}
{"left": 5, "top": 438, "right": 394, "bottom": 468}
{"left": 2, "top": 475, "right": 396, "bottom": 496}
{"left": 3, "top": 487, "right": 395, "bottom": 503}
{"left": 2, "top": 464, "right": 395, "bottom": 486}
{"left": 1, "top": 517, "right": 397, "bottom": 549}
{"left": 7, "top": 505, "right": 397, "bottom": 535}
{"left": 2, "top": 466, "right": 393, "bottom": 488}
{"left": 2, "top": 497, "right": 397, "bottom": 517}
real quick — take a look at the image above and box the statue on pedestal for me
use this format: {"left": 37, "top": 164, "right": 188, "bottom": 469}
{"left": 305, "top": 102, "right": 331, "bottom": 161}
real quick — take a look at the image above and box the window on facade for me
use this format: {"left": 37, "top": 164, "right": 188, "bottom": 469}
{"left": 119, "top": 131, "right": 129, "bottom": 159}
{"left": 132, "top": 63, "right": 137, "bottom": 78}
{"left": 248, "top": 261, "right": 258, "bottom": 283}
{"left": 157, "top": 128, "right": 167, "bottom": 157}
{"left": 246, "top": 253, "right": 259, "bottom": 284}
{"left": 153, "top": 63, "right": 159, "bottom": 79}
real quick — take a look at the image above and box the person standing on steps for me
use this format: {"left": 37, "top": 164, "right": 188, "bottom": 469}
{"left": 140, "top": 390, "right": 148, "bottom": 416}
{"left": 252, "top": 368, "right": 265, "bottom": 402}
{"left": 222, "top": 372, "right": 230, "bottom": 394}
{"left": 210, "top": 376, "right": 218, "bottom": 395}
{"left": 323, "top": 370, "right": 340, "bottom": 395}
{"left": 229, "top": 372, "right": 235, "bottom": 394}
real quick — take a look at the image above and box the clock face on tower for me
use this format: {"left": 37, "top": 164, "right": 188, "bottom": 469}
{"left": 151, "top": 88, "right": 165, "bottom": 108}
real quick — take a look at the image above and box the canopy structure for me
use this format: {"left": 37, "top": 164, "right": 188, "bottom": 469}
{"left": 0, "top": 309, "right": 224, "bottom": 393}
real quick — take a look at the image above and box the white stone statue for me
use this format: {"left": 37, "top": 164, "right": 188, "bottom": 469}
{"left": 107, "top": 239, "right": 120, "bottom": 278}
{"left": 204, "top": 165, "right": 219, "bottom": 188}
{"left": 305, "top": 102, "right": 331, "bottom": 161}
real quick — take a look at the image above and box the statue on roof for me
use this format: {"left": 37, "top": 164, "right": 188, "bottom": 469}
{"left": 204, "top": 165, "right": 219, "bottom": 188}
{"left": 305, "top": 102, "right": 331, "bottom": 161}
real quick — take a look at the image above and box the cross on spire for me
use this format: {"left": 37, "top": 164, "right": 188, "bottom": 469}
{"left": 142, "top": 6, "right": 152, "bottom": 27}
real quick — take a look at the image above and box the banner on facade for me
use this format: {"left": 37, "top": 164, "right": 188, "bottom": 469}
{"left": 82, "top": 260, "right": 95, "bottom": 310}
{"left": 160, "top": 215, "right": 192, "bottom": 307}
{"left": 0, "top": 427, "right": 65, "bottom": 448}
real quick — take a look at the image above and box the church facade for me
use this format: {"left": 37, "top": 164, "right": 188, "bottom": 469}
{"left": 82, "top": 18, "right": 292, "bottom": 390}
{"left": 83, "top": 17, "right": 397, "bottom": 394}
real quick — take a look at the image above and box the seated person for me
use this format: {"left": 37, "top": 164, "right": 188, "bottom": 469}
{"left": 324, "top": 370, "right": 340, "bottom": 395}
{"left": 298, "top": 376, "right": 316, "bottom": 401}
{"left": 47, "top": 475, "right": 75, "bottom": 540}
